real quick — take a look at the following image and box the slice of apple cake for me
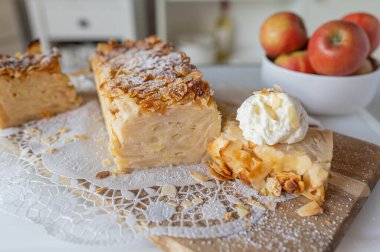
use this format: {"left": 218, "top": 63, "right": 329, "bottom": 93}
{"left": 90, "top": 36, "right": 221, "bottom": 171}
{"left": 208, "top": 120, "right": 333, "bottom": 206}
{"left": 208, "top": 88, "right": 333, "bottom": 216}
{"left": 0, "top": 40, "right": 81, "bottom": 129}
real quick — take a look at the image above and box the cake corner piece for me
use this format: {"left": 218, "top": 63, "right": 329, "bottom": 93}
{"left": 0, "top": 40, "right": 82, "bottom": 129}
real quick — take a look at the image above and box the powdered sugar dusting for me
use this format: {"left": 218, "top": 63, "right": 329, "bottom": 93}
{"left": 93, "top": 36, "right": 212, "bottom": 112}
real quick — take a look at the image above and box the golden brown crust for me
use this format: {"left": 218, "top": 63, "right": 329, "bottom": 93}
{"left": 90, "top": 36, "right": 213, "bottom": 112}
{"left": 0, "top": 40, "right": 61, "bottom": 78}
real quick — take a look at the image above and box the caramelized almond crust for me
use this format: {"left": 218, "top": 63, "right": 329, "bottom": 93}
{"left": 207, "top": 120, "right": 333, "bottom": 208}
{"left": 90, "top": 36, "right": 213, "bottom": 113}
{"left": 0, "top": 40, "right": 81, "bottom": 128}
{"left": 0, "top": 40, "right": 62, "bottom": 78}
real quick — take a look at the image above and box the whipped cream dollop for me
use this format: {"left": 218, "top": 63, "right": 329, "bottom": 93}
{"left": 236, "top": 88, "right": 309, "bottom": 145}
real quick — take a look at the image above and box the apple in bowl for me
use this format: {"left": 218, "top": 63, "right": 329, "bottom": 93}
{"left": 274, "top": 51, "right": 315, "bottom": 74}
{"left": 260, "top": 12, "right": 380, "bottom": 114}
{"left": 308, "top": 20, "right": 370, "bottom": 76}
{"left": 260, "top": 12, "right": 307, "bottom": 58}
{"left": 343, "top": 12, "right": 380, "bottom": 54}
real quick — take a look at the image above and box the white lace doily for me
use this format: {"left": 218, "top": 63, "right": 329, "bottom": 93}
{"left": 0, "top": 75, "right": 294, "bottom": 245}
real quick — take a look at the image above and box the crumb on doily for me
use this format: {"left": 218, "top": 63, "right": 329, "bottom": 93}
{"left": 160, "top": 184, "right": 177, "bottom": 198}
{"left": 190, "top": 171, "right": 211, "bottom": 183}
{"left": 224, "top": 212, "right": 235, "bottom": 222}
{"left": 192, "top": 197, "right": 204, "bottom": 206}
{"left": 95, "top": 170, "right": 112, "bottom": 179}
{"left": 73, "top": 134, "right": 88, "bottom": 141}
{"left": 43, "top": 147, "right": 57, "bottom": 154}
{"left": 181, "top": 200, "right": 193, "bottom": 208}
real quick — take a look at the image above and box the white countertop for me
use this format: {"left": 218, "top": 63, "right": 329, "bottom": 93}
{"left": 1, "top": 65, "right": 380, "bottom": 252}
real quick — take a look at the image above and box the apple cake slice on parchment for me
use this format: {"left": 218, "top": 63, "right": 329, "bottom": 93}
{"left": 90, "top": 36, "right": 221, "bottom": 171}
{"left": 208, "top": 88, "right": 333, "bottom": 216}
{"left": 0, "top": 40, "right": 81, "bottom": 129}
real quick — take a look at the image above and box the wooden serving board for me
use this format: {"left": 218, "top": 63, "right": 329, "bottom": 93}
{"left": 150, "top": 133, "right": 380, "bottom": 252}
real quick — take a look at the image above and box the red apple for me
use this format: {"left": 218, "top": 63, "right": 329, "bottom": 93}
{"left": 260, "top": 12, "right": 307, "bottom": 58}
{"left": 343, "top": 12, "right": 380, "bottom": 54}
{"left": 353, "top": 58, "right": 373, "bottom": 75}
{"left": 274, "top": 51, "right": 315, "bottom": 74}
{"left": 308, "top": 20, "right": 370, "bottom": 76}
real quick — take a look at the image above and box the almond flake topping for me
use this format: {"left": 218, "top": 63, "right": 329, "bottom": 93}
{"left": 190, "top": 171, "right": 211, "bottom": 183}
{"left": 95, "top": 171, "right": 112, "bottom": 179}
{"left": 264, "top": 201, "right": 277, "bottom": 211}
{"left": 93, "top": 36, "right": 212, "bottom": 113}
{"left": 181, "top": 200, "right": 193, "bottom": 207}
{"left": 297, "top": 201, "right": 323, "bottom": 217}
{"left": 246, "top": 198, "right": 266, "bottom": 211}
{"left": 160, "top": 184, "right": 177, "bottom": 198}
{"left": 224, "top": 212, "right": 234, "bottom": 222}
{"left": 192, "top": 197, "right": 204, "bottom": 205}
{"left": 24, "top": 127, "right": 40, "bottom": 135}
{"left": 58, "top": 128, "right": 69, "bottom": 135}
{"left": 43, "top": 148, "right": 57, "bottom": 154}
{"left": 73, "top": 134, "right": 88, "bottom": 141}
{"left": 235, "top": 203, "right": 251, "bottom": 219}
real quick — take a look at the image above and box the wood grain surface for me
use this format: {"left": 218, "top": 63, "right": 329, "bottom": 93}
{"left": 150, "top": 133, "right": 380, "bottom": 252}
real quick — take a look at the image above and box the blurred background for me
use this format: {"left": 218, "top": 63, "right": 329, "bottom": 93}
{"left": 1, "top": 0, "right": 380, "bottom": 70}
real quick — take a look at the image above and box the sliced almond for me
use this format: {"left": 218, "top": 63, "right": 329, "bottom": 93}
{"left": 24, "top": 127, "right": 40, "bottom": 135}
{"left": 207, "top": 162, "right": 230, "bottom": 181}
{"left": 190, "top": 171, "right": 211, "bottom": 183}
{"left": 181, "top": 200, "right": 192, "bottom": 207}
{"left": 224, "top": 212, "right": 234, "bottom": 222}
{"left": 235, "top": 203, "right": 250, "bottom": 211}
{"left": 236, "top": 207, "right": 250, "bottom": 219}
{"left": 297, "top": 201, "right": 323, "bottom": 217}
{"left": 244, "top": 221, "right": 253, "bottom": 227}
{"left": 288, "top": 106, "right": 300, "bottom": 129}
{"left": 271, "top": 94, "right": 283, "bottom": 110}
{"left": 254, "top": 105, "right": 261, "bottom": 115}
{"left": 63, "top": 138, "right": 74, "bottom": 144}
{"left": 96, "top": 170, "right": 111, "bottom": 179}
{"left": 247, "top": 141, "right": 256, "bottom": 149}
{"left": 246, "top": 198, "right": 266, "bottom": 211}
{"left": 263, "top": 103, "right": 279, "bottom": 121}
{"left": 58, "top": 128, "right": 69, "bottom": 135}
{"left": 160, "top": 184, "right": 177, "bottom": 198}
{"left": 41, "top": 135, "right": 58, "bottom": 145}
{"left": 265, "top": 177, "right": 281, "bottom": 197}
{"left": 43, "top": 147, "right": 57, "bottom": 154}
{"left": 192, "top": 197, "right": 204, "bottom": 206}
{"left": 96, "top": 187, "right": 107, "bottom": 194}
{"left": 168, "top": 202, "right": 179, "bottom": 207}
{"left": 73, "top": 134, "right": 88, "bottom": 141}
{"left": 264, "top": 201, "right": 277, "bottom": 211}
{"left": 114, "top": 168, "right": 134, "bottom": 174}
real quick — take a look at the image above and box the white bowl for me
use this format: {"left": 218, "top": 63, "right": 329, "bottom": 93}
{"left": 261, "top": 56, "right": 380, "bottom": 115}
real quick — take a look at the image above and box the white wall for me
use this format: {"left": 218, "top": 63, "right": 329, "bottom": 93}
{"left": 0, "top": 0, "right": 25, "bottom": 54}
{"left": 160, "top": 0, "right": 380, "bottom": 64}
